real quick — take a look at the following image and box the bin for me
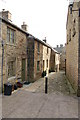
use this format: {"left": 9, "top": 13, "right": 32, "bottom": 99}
{"left": 4, "top": 83, "right": 12, "bottom": 96}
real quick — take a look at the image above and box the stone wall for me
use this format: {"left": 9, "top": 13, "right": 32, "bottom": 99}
{"left": 55, "top": 53, "right": 60, "bottom": 72}
{"left": 50, "top": 50, "right": 55, "bottom": 71}
{"left": 1, "top": 20, "right": 27, "bottom": 88}
{"left": 60, "top": 47, "right": 66, "bottom": 70}
{"left": 43, "top": 45, "right": 51, "bottom": 76}
{"left": 66, "top": 2, "right": 79, "bottom": 92}
{"left": 27, "top": 37, "right": 34, "bottom": 82}
{"left": 34, "top": 40, "right": 43, "bottom": 81}
{"left": 27, "top": 38, "right": 55, "bottom": 82}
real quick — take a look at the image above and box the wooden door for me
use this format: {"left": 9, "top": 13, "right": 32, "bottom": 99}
{"left": 22, "top": 59, "right": 26, "bottom": 81}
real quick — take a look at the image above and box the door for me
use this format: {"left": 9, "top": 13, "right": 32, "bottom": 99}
{"left": 65, "top": 59, "right": 66, "bottom": 75}
{"left": 22, "top": 59, "right": 26, "bottom": 81}
{"left": 43, "top": 60, "right": 45, "bottom": 71}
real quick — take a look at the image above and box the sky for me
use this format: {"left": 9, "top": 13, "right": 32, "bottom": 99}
{"left": 0, "top": 0, "right": 69, "bottom": 47}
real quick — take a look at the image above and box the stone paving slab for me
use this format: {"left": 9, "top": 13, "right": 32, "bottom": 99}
{"left": 2, "top": 90, "right": 78, "bottom": 118}
{"left": 0, "top": 95, "right": 2, "bottom": 120}
{"left": 2, "top": 71, "right": 79, "bottom": 118}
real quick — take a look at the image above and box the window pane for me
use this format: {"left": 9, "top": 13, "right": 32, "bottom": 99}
{"left": 46, "top": 59, "right": 48, "bottom": 68}
{"left": 7, "top": 28, "right": 10, "bottom": 42}
{"left": 8, "top": 61, "right": 15, "bottom": 77}
{"left": 37, "top": 61, "right": 40, "bottom": 71}
{"left": 38, "top": 43, "right": 40, "bottom": 52}
{"left": 10, "top": 30, "right": 13, "bottom": 43}
{"left": 7, "top": 27, "right": 15, "bottom": 43}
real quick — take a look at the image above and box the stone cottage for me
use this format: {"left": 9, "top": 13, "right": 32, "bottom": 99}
{"left": 27, "top": 35, "right": 43, "bottom": 82}
{"left": 0, "top": 10, "right": 29, "bottom": 92}
{"left": 27, "top": 36, "right": 51, "bottom": 82}
{"left": 27, "top": 36, "right": 60, "bottom": 82}
{"left": 66, "top": 1, "right": 80, "bottom": 96}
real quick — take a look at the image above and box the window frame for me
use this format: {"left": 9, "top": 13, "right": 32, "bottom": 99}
{"left": 7, "top": 27, "right": 15, "bottom": 44}
{"left": 46, "top": 59, "right": 48, "bottom": 68}
{"left": 37, "top": 61, "right": 40, "bottom": 71}
{"left": 37, "top": 42, "right": 40, "bottom": 53}
{"left": 8, "top": 60, "right": 16, "bottom": 78}
{"left": 47, "top": 47, "right": 48, "bottom": 54}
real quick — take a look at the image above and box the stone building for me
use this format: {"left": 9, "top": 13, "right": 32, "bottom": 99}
{"left": 50, "top": 48, "right": 60, "bottom": 72}
{"left": 66, "top": 1, "right": 80, "bottom": 95}
{"left": 27, "top": 36, "right": 43, "bottom": 82}
{"left": 27, "top": 36, "right": 60, "bottom": 83}
{"left": 27, "top": 36, "right": 55, "bottom": 82}
{"left": 0, "top": 10, "right": 29, "bottom": 92}
{"left": 54, "top": 44, "right": 66, "bottom": 70}
{"left": 42, "top": 39, "right": 51, "bottom": 76}
{"left": 0, "top": 9, "right": 60, "bottom": 92}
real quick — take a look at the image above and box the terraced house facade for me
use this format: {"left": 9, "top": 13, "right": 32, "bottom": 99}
{"left": 27, "top": 36, "right": 60, "bottom": 82}
{"left": 66, "top": 1, "right": 80, "bottom": 96}
{"left": 0, "top": 10, "right": 60, "bottom": 92}
{"left": 0, "top": 10, "right": 28, "bottom": 92}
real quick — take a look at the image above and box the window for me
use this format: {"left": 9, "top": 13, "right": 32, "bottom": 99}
{"left": 70, "top": 6, "right": 72, "bottom": 14}
{"left": 7, "top": 27, "right": 15, "bottom": 43}
{"left": 67, "top": 34, "right": 68, "bottom": 44}
{"left": 69, "top": 29, "right": 71, "bottom": 41}
{"left": 72, "top": 19, "right": 76, "bottom": 37}
{"left": 38, "top": 42, "right": 40, "bottom": 52}
{"left": 72, "top": 28, "right": 76, "bottom": 37}
{"left": 37, "top": 61, "right": 40, "bottom": 71}
{"left": 79, "top": 9, "right": 80, "bottom": 17}
{"left": 47, "top": 47, "right": 48, "bottom": 54}
{"left": 8, "top": 61, "right": 15, "bottom": 77}
{"left": 7, "top": 28, "right": 10, "bottom": 42}
{"left": 46, "top": 59, "right": 48, "bottom": 68}
{"left": 43, "top": 60, "right": 45, "bottom": 70}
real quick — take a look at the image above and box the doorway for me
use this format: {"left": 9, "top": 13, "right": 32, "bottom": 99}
{"left": 22, "top": 59, "right": 26, "bottom": 81}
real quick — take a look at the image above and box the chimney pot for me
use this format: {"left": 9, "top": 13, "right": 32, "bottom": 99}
{"left": 2, "top": 9, "right": 5, "bottom": 11}
{"left": 43, "top": 37, "right": 47, "bottom": 43}
{"left": 57, "top": 45, "right": 59, "bottom": 48}
{"left": 60, "top": 44, "right": 63, "bottom": 47}
{"left": 21, "top": 22, "right": 27, "bottom": 31}
{"left": 23, "top": 22, "right": 26, "bottom": 25}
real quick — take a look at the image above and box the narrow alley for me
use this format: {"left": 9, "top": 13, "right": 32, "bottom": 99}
{"left": 2, "top": 71, "right": 78, "bottom": 118}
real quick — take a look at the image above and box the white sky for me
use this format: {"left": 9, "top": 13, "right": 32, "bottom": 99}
{"left": 0, "top": 0, "right": 69, "bottom": 47}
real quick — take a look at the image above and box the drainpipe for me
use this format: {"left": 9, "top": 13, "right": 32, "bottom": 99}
{"left": 1, "top": 40, "right": 4, "bottom": 93}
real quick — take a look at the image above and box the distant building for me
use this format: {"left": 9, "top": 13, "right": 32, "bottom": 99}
{"left": 54, "top": 44, "right": 66, "bottom": 70}
{"left": 66, "top": 2, "right": 80, "bottom": 96}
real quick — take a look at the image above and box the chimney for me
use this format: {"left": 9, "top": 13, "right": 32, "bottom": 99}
{"left": 57, "top": 45, "right": 59, "bottom": 48}
{"left": 0, "top": 9, "right": 12, "bottom": 22}
{"left": 21, "top": 22, "right": 27, "bottom": 31}
{"left": 43, "top": 37, "right": 47, "bottom": 43}
{"left": 69, "top": 0, "right": 73, "bottom": 14}
{"left": 60, "top": 44, "right": 63, "bottom": 47}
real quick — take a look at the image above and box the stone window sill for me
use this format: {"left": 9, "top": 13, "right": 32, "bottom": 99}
{"left": 6, "top": 43, "right": 16, "bottom": 47}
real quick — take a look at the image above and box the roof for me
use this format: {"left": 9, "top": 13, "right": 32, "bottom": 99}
{"left": 0, "top": 17, "right": 29, "bottom": 36}
{"left": 0, "top": 16, "right": 59, "bottom": 54}
{"left": 28, "top": 35, "right": 60, "bottom": 54}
